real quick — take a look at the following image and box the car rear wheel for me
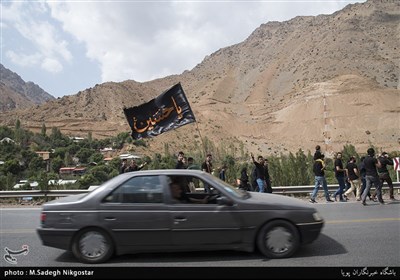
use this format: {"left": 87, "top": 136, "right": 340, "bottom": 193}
{"left": 72, "top": 228, "right": 114, "bottom": 263}
{"left": 257, "top": 220, "right": 300, "bottom": 259}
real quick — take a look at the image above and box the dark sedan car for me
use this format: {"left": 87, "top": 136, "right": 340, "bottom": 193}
{"left": 37, "top": 169, "right": 324, "bottom": 263}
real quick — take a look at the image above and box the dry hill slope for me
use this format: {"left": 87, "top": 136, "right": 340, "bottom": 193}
{"left": 0, "top": 0, "right": 398, "bottom": 156}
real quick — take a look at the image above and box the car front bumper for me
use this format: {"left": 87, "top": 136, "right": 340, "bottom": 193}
{"left": 296, "top": 221, "right": 324, "bottom": 244}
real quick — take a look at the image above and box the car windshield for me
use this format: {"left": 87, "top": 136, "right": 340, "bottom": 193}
{"left": 203, "top": 173, "right": 250, "bottom": 199}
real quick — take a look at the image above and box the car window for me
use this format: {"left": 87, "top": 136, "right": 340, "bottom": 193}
{"left": 202, "top": 172, "right": 249, "bottom": 199}
{"left": 167, "top": 175, "right": 220, "bottom": 204}
{"left": 104, "top": 175, "right": 163, "bottom": 203}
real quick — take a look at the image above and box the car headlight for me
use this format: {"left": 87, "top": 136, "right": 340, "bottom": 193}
{"left": 312, "top": 212, "right": 323, "bottom": 221}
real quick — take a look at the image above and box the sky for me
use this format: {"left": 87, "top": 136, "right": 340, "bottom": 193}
{"left": 1, "top": 0, "right": 366, "bottom": 98}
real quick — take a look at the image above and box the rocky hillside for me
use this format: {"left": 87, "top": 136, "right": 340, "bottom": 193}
{"left": 0, "top": 0, "right": 398, "bottom": 157}
{"left": 0, "top": 64, "right": 55, "bottom": 111}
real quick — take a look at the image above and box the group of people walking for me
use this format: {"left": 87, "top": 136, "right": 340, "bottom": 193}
{"left": 118, "top": 147, "right": 395, "bottom": 204}
{"left": 310, "top": 146, "right": 396, "bottom": 205}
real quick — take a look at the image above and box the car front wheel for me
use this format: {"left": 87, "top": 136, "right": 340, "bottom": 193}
{"left": 257, "top": 220, "right": 300, "bottom": 259}
{"left": 72, "top": 228, "right": 114, "bottom": 264}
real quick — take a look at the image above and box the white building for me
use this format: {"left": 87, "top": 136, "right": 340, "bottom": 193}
{"left": 119, "top": 154, "right": 141, "bottom": 159}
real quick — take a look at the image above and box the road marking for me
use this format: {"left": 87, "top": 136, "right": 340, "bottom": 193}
{"left": 326, "top": 217, "right": 400, "bottom": 224}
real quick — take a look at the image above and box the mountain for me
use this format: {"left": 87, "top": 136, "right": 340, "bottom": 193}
{"left": 0, "top": 64, "right": 55, "bottom": 111}
{"left": 0, "top": 0, "right": 399, "bottom": 156}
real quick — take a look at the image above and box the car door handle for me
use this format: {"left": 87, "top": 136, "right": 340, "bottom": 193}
{"left": 174, "top": 217, "right": 187, "bottom": 223}
{"left": 104, "top": 217, "right": 116, "bottom": 221}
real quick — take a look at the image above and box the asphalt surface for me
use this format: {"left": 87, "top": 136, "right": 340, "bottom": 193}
{"left": 1, "top": 199, "right": 399, "bottom": 268}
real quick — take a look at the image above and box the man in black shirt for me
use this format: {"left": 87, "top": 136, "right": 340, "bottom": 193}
{"left": 251, "top": 153, "right": 266, "bottom": 193}
{"left": 333, "top": 152, "right": 347, "bottom": 202}
{"left": 175, "top": 151, "right": 186, "bottom": 169}
{"left": 313, "top": 145, "right": 322, "bottom": 160}
{"left": 310, "top": 154, "right": 333, "bottom": 203}
{"left": 358, "top": 156, "right": 371, "bottom": 200}
{"left": 201, "top": 153, "right": 213, "bottom": 193}
{"left": 343, "top": 156, "right": 361, "bottom": 200}
{"left": 375, "top": 152, "right": 395, "bottom": 201}
{"left": 201, "top": 153, "right": 213, "bottom": 173}
{"left": 361, "top": 148, "right": 385, "bottom": 205}
{"left": 125, "top": 160, "right": 147, "bottom": 172}
{"left": 239, "top": 167, "right": 251, "bottom": 191}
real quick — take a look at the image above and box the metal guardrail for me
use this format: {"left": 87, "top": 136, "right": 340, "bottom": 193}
{"left": 0, "top": 189, "right": 88, "bottom": 198}
{"left": 0, "top": 182, "right": 399, "bottom": 198}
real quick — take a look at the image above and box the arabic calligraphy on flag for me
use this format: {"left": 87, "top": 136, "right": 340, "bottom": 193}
{"left": 124, "top": 83, "right": 196, "bottom": 140}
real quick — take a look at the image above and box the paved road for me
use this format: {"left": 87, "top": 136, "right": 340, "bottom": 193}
{"left": 1, "top": 201, "right": 399, "bottom": 268}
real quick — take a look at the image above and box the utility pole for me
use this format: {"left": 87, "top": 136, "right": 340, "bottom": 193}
{"left": 323, "top": 93, "right": 331, "bottom": 155}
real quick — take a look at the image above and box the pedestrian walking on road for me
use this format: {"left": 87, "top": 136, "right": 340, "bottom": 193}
{"left": 310, "top": 154, "right": 333, "bottom": 203}
{"left": 361, "top": 148, "right": 385, "bottom": 206}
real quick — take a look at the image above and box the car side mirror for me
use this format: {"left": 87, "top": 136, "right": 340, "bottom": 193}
{"left": 216, "top": 196, "right": 233, "bottom": 206}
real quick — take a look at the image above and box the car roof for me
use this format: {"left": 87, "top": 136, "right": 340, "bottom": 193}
{"left": 121, "top": 169, "right": 208, "bottom": 177}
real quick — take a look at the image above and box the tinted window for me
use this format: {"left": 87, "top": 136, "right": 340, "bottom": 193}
{"left": 167, "top": 175, "right": 220, "bottom": 204}
{"left": 104, "top": 175, "right": 163, "bottom": 203}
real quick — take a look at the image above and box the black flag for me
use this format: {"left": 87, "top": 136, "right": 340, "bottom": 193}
{"left": 124, "top": 83, "right": 196, "bottom": 140}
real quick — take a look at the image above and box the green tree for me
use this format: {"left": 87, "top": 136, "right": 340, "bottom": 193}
{"left": 15, "top": 119, "right": 21, "bottom": 130}
{"left": 14, "top": 119, "right": 22, "bottom": 143}
{"left": 89, "top": 166, "right": 109, "bottom": 182}
{"left": 295, "top": 149, "right": 311, "bottom": 185}
{"left": 0, "top": 141, "right": 20, "bottom": 161}
{"left": 0, "top": 175, "right": 7, "bottom": 190}
{"left": 6, "top": 172, "right": 15, "bottom": 190}
{"left": 52, "top": 147, "right": 67, "bottom": 161}
{"left": 67, "top": 143, "right": 80, "bottom": 155}
{"left": 0, "top": 126, "right": 14, "bottom": 139}
{"left": 150, "top": 153, "right": 162, "bottom": 169}
{"left": 268, "top": 156, "right": 284, "bottom": 187}
{"left": 221, "top": 155, "right": 236, "bottom": 184}
{"left": 28, "top": 157, "right": 46, "bottom": 172}
{"left": 4, "top": 159, "right": 21, "bottom": 175}
{"left": 64, "top": 151, "right": 73, "bottom": 166}
{"left": 78, "top": 174, "right": 98, "bottom": 189}
{"left": 89, "top": 152, "right": 104, "bottom": 164}
{"left": 37, "top": 171, "right": 49, "bottom": 191}
{"left": 41, "top": 123, "right": 47, "bottom": 137}
{"left": 87, "top": 131, "right": 92, "bottom": 143}
{"left": 109, "top": 157, "right": 122, "bottom": 171}
{"left": 49, "top": 127, "right": 70, "bottom": 147}
{"left": 51, "top": 156, "right": 64, "bottom": 173}
{"left": 341, "top": 144, "right": 359, "bottom": 163}
{"left": 21, "top": 150, "right": 39, "bottom": 165}
{"left": 76, "top": 148, "right": 94, "bottom": 164}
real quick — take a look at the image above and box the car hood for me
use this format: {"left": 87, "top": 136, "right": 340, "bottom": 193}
{"left": 243, "top": 192, "right": 313, "bottom": 210}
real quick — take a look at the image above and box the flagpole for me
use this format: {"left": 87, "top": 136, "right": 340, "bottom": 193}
{"left": 194, "top": 122, "right": 207, "bottom": 155}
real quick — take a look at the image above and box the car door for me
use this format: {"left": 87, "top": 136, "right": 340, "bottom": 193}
{"left": 98, "top": 175, "right": 171, "bottom": 249}
{"left": 166, "top": 175, "right": 242, "bottom": 247}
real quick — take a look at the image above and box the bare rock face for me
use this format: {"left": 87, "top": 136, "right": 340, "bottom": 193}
{"left": 0, "top": 0, "right": 399, "bottom": 155}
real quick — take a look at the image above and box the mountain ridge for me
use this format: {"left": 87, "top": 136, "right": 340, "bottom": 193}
{"left": 0, "top": 0, "right": 399, "bottom": 156}
{"left": 0, "top": 64, "right": 55, "bottom": 111}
